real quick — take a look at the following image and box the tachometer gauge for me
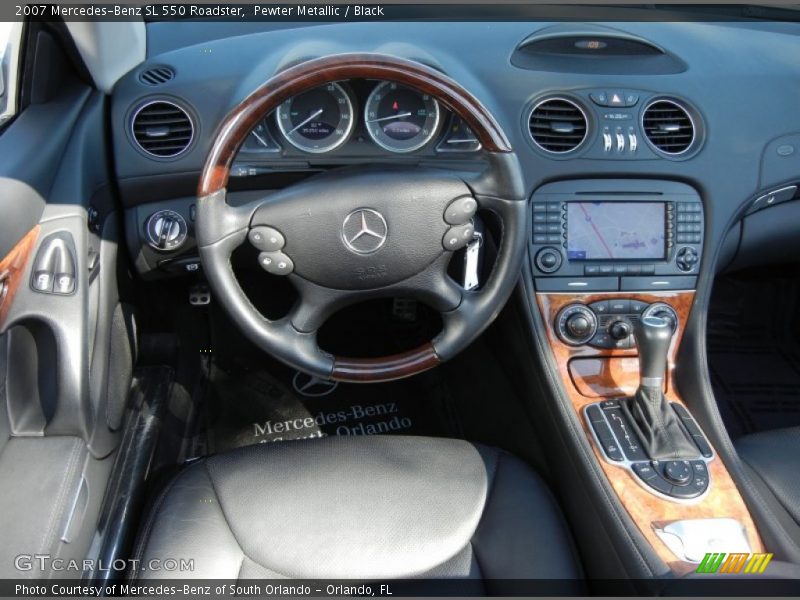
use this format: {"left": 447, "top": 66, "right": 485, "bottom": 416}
{"left": 276, "top": 82, "right": 354, "bottom": 153}
{"left": 364, "top": 82, "right": 440, "bottom": 153}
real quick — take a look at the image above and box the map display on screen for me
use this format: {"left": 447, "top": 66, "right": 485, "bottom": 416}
{"left": 566, "top": 202, "right": 665, "bottom": 260}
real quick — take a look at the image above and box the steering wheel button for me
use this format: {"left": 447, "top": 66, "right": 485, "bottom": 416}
{"left": 443, "top": 223, "right": 474, "bottom": 251}
{"left": 249, "top": 226, "right": 285, "bottom": 252}
{"left": 258, "top": 251, "right": 294, "bottom": 275}
{"left": 444, "top": 196, "right": 478, "bottom": 225}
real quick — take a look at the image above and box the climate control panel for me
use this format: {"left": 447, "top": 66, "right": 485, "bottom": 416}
{"left": 555, "top": 299, "right": 678, "bottom": 349}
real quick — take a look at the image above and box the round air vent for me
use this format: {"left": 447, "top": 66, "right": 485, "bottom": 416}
{"left": 139, "top": 66, "right": 175, "bottom": 86}
{"left": 642, "top": 99, "right": 695, "bottom": 155}
{"left": 528, "top": 97, "right": 588, "bottom": 154}
{"left": 131, "top": 100, "right": 194, "bottom": 158}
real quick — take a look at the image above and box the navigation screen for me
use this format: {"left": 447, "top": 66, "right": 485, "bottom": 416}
{"left": 566, "top": 202, "right": 666, "bottom": 260}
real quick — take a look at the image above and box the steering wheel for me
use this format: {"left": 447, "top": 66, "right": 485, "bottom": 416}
{"left": 196, "top": 54, "right": 526, "bottom": 383}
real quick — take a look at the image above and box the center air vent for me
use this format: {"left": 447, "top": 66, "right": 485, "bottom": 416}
{"left": 642, "top": 99, "right": 695, "bottom": 155}
{"left": 528, "top": 98, "right": 588, "bottom": 154}
{"left": 131, "top": 100, "right": 194, "bottom": 158}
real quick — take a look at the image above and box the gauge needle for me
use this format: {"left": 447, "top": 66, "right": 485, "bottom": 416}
{"left": 288, "top": 108, "right": 324, "bottom": 135}
{"left": 366, "top": 112, "right": 412, "bottom": 124}
{"left": 251, "top": 129, "right": 270, "bottom": 147}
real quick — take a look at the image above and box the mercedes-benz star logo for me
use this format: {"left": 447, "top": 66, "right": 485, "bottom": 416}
{"left": 292, "top": 371, "right": 339, "bottom": 398}
{"left": 342, "top": 208, "right": 388, "bottom": 255}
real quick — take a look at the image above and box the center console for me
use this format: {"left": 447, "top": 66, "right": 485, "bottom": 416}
{"left": 531, "top": 179, "right": 764, "bottom": 574}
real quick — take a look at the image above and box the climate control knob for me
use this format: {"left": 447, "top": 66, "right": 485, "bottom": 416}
{"left": 556, "top": 304, "right": 598, "bottom": 346}
{"left": 609, "top": 320, "right": 632, "bottom": 341}
{"left": 642, "top": 302, "right": 679, "bottom": 332}
{"left": 145, "top": 210, "right": 188, "bottom": 252}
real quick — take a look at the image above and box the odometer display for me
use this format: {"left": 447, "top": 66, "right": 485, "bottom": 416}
{"left": 276, "top": 83, "right": 354, "bottom": 153}
{"left": 364, "top": 82, "right": 440, "bottom": 153}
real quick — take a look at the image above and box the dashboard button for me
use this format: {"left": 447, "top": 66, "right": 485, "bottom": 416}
{"left": 589, "top": 300, "right": 609, "bottom": 314}
{"left": 607, "top": 91, "right": 626, "bottom": 107}
{"left": 624, "top": 93, "right": 639, "bottom": 107}
{"left": 584, "top": 265, "right": 600, "bottom": 275}
{"left": 590, "top": 91, "right": 609, "bottom": 106}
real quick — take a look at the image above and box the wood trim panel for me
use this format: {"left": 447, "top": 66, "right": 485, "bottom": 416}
{"left": 569, "top": 356, "right": 651, "bottom": 398}
{"left": 536, "top": 290, "right": 763, "bottom": 575}
{"left": 0, "top": 226, "right": 39, "bottom": 330}
{"left": 198, "top": 53, "right": 512, "bottom": 196}
{"left": 332, "top": 343, "right": 440, "bottom": 383}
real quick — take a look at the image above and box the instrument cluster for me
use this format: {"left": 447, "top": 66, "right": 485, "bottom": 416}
{"left": 239, "top": 79, "right": 481, "bottom": 157}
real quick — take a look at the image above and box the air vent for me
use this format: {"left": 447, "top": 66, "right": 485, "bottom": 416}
{"left": 131, "top": 101, "right": 194, "bottom": 158}
{"left": 138, "top": 66, "right": 175, "bottom": 86}
{"left": 528, "top": 98, "right": 588, "bottom": 154}
{"left": 642, "top": 99, "right": 695, "bottom": 155}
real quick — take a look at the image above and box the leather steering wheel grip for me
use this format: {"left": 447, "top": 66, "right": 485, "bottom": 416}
{"left": 196, "top": 53, "right": 525, "bottom": 382}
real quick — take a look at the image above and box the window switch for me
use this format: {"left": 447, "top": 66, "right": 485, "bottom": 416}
{"left": 53, "top": 273, "right": 75, "bottom": 295}
{"left": 33, "top": 271, "right": 54, "bottom": 292}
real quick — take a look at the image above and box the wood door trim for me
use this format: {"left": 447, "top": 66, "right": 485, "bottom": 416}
{"left": 0, "top": 226, "right": 39, "bottom": 330}
{"left": 536, "top": 290, "right": 763, "bottom": 575}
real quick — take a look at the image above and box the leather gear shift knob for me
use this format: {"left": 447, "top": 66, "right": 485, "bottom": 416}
{"left": 634, "top": 315, "right": 672, "bottom": 390}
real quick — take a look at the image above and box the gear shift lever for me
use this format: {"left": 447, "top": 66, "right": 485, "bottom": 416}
{"left": 636, "top": 316, "right": 672, "bottom": 392}
{"left": 622, "top": 315, "right": 698, "bottom": 460}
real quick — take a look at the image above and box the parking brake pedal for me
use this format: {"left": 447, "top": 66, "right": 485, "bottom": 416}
{"left": 189, "top": 283, "right": 211, "bottom": 306}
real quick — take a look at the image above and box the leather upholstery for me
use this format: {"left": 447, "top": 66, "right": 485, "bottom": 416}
{"left": 0, "top": 436, "right": 87, "bottom": 578}
{"left": 134, "top": 436, "right": 582, "bottom": 584}
{"left": 736, "top": 427, "right": 800, "bottom": 526}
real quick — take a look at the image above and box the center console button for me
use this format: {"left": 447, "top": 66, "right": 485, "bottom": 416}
{"left": 632, "top": 462, "right": 657, "bottom": 481}
{"left": 664, "top": 460, "right": 692, "bottom": 485}
{"left": 609, "top": 299, "right": 631, "bottom": 314}
{"left": 629, "top": 300, "right": 647, "bottom": 314}
{"left": 589, "top": 300, "right": 609, "bottom": 314}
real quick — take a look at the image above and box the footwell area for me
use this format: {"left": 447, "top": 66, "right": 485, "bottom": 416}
{"left": 206, "top": 360, "right": 455, "bottom": 453}
{"left": 708, "top": 268, "right": 800, "bottom": 438}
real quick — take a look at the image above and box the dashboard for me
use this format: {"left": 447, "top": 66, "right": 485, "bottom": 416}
{"left": 111, "top": 19, "right": 800, "bottom": 281}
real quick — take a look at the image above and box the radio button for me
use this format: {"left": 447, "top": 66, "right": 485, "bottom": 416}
{"left": 534, "top": 224, "right": 547, "bottom": 233}
{"left": 533, "top": 203, "right": 547, "bottom": 212}
{"left": 625, "top": 265, "right": 641, "bottom": 275}
{"left": 584, "top": 265, "right": 600, "bottom": 275}
{"left": 613, "top": 265, "right": 628, "bottom": 275}
{"left": 547, "top": 234, "right": 562, "bottom": 244}
{"left": 533, "top": 213, "right": 547, "bottom": 223}
{"left": 599, "top": 265, "right": 614, "bottom": 275}
{"left": 534, "top": 234, "right": 548, "bottom": 243}
{"left": 546, "top": 223, "right": 561, "bottom": 233}
{"left": 546, "top": 213, "right": 561, "bottom": 223}
{"left": 641, "top": 264, "right": 655, "bottom": 274}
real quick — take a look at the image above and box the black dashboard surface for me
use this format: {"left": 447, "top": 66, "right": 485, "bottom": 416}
{"left": 112, "top": 19, "right": 800, "bottom": 267}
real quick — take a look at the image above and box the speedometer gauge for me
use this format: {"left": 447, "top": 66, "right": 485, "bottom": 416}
{"left": 364, "top": 82, "right": 440, "bottom": 153}
{"left": 276, "top": 82, "right": 354, "bottom": 153}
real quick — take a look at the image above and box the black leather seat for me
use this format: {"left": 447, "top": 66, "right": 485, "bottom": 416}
{"left": 736, "top": 427, "right": 800, "bottom": 527}
{"left": 134, "top": 436, "right": 582, "bottom": 587}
